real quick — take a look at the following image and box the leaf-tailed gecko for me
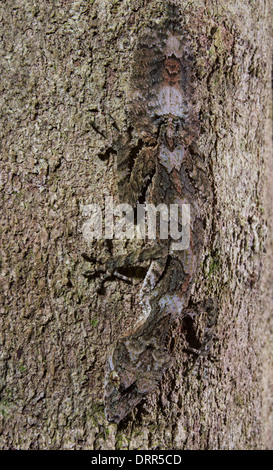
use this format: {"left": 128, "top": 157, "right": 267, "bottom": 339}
{"left": 97, "top": 12, "right": 215, "bottom": 423}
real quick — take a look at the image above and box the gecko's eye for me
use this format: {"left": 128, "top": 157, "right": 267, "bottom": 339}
{"left": 152, "top": 113, "right": 163, "bottom": 123}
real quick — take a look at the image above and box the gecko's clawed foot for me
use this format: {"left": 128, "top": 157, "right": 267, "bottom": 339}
{"left": 83, "top": 245, "right": 168, "bottom": 293}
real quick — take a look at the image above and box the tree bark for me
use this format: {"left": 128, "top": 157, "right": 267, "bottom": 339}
{"left": 0, "top": 0, "right": 272, "bottom": 450}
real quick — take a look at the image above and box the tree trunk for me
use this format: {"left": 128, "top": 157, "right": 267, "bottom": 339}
{"left": 0, "top": 0, "right": 272, "bottom": 450}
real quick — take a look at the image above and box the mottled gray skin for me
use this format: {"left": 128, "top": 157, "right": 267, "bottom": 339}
{"left": 103, "top": 13, "right": 213, "bottom": 423}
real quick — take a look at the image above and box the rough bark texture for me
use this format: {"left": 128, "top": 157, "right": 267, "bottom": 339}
{"left": 0, "top": 0, "right": 272, "bottom": 450}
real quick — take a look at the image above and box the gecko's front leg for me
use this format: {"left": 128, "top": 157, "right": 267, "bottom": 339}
{"left": 104, "top": 237, "right": 197, "bottom": 423}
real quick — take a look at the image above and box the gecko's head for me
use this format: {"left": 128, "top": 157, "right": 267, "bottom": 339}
{"left": 104, "top": 339, "right": 170, "bottom": 423}
{"left": 104, "top": 365, "right": 159, "bottom": 424}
